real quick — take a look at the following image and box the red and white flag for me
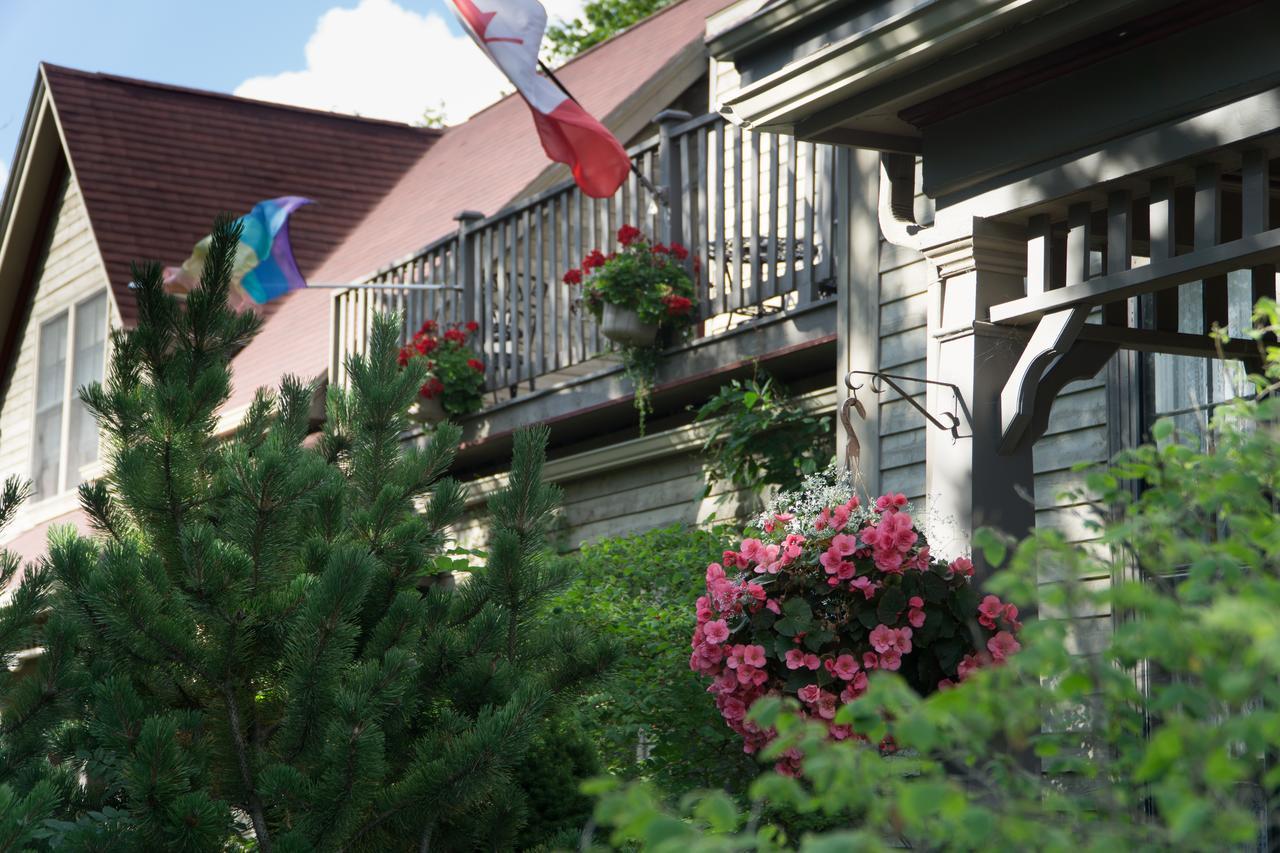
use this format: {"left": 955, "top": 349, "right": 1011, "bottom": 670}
{"left": 449, "top": 0, "right": 631, "bottom": 198}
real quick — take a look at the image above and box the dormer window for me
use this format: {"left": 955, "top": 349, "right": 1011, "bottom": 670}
{"left": 31, "top": 290, "right": 108, "bottom": 499}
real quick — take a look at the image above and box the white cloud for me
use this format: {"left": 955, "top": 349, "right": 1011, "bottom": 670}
{"left": 235, "top": 0, "right": 585, "bottom": 126}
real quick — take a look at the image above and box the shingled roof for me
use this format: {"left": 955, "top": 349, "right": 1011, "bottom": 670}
{"left": 42, "top": 64, "right": 441, "bottom": 327}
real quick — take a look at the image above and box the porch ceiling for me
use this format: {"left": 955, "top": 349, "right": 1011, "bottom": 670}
{"left": 710, "top": 0, "right": 1201, "bottom": 149}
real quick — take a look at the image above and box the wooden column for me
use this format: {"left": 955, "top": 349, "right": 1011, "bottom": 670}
{"left": 654, "top": 110, "right": 692, "bottom": 247}
{"left": 920, "top": 218, "right": 1035, "bottom": 578}
{"left": 836, "top": 148, "right": 882, "bottom": 492}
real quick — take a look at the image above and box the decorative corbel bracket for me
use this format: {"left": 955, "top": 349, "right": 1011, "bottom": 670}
{"left": 996, "top": 307, "right": 1117, "bottom": 454}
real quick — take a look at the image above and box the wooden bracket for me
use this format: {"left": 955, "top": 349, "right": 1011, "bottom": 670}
{"left": 998, "top": 306, "right": 1090, "bottom": 453}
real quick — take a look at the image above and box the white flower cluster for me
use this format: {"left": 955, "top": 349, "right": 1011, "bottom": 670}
{"left": 756, "top": 465, "right": 859, "bottom": 536}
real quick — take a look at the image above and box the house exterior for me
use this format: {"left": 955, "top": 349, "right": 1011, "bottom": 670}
{"left": 5, "top": 0, "right": 1266, "bottom": 642}
{"left": 707, "top": 0, "right": 1280, "bottom": 650}
{"left": 0, "top": 0, "right": 788, "bottom": 565}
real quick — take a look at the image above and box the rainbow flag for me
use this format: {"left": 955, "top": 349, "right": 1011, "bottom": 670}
{"left": 163, "top": 196, "right": 312, "bottom": 309}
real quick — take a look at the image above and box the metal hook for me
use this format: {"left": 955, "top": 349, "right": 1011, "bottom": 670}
{"left": 843, "top": 370, "right": 968, "bottom": 441}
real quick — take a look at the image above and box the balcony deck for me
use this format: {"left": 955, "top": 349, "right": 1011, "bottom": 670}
{"left": 330, "top": 112, "right": 840, "bottom": 416}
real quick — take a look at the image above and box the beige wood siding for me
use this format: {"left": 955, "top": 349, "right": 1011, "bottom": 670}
{"left": 0, "top": 172, "right": 115, "bottom": 527}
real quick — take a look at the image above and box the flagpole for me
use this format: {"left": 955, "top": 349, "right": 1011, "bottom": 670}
{"left": 537, "top": 60, "right": 668, "bottom": 206}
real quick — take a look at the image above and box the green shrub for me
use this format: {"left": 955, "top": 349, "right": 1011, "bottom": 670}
{"left": 590, "top": 302, "right": 1280, "bottom": 851}
{"left": 552, "top": 524, "right": 757, "bottom": 795}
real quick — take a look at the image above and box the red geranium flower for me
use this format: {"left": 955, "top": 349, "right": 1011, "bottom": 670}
{"left": 415, "top": 336, "right": 438, "bottom": 355}
{"left": 419, "top": 319, "right": 437, "bottom": 334}
{"left": 563, "top": 268, "right": 583, "bottom": 285}
{"left": 467, "top": 358, "right": 485, "bottom": 372}
{"left": 670, "top": 243, "right": 689, "bottom": 261}
{"left": 662, "top": 294, "right": 694, "bottom": 316}
{"left": 617, "top": 224, "right": 642, "bottom": 246}
{"left": 420, "top": 377, "right": 445, "bottom": 399}
{"left": 444, "top": 328, "right": 467, "bottom": 345}
{"left": 651, "top": 242, "right": 669, "bottom": 255}
{"left": 465, "top": 320, "right": 479, "bottom": 333}
{"left": 397, "top": 348, "right": 411, "bottom": 367}
{"left": 583, "top": 249, "right": 607, "bottom": 271}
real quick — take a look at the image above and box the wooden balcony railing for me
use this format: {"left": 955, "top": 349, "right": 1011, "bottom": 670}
{"left": 331, "top": 112, "right": 838, "bottom": 398}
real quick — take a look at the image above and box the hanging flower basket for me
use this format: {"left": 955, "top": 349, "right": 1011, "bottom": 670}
{"left": 407, "top": 395, "right": 447, "bottom": 425}
{"left": 562, "top": 225, "right": 699, "bottom": 431}
{"left": 689, "top": 468, "right": 1021, "bottom": 775}
{"left": 398, "top": 319, "right": 486, "bottom": 424}
{"left": 600, "top": 302, "right": 659, "bottom": 346}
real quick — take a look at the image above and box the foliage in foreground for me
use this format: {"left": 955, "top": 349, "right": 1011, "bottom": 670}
{"left": 0, "top": 217, "right": 612, "bottom": 850}
{"left": 553, "top": 524, "right": 756, "bottom": 796}
{"left": 591, "top": 304, "right": 1280, "bottom": 850}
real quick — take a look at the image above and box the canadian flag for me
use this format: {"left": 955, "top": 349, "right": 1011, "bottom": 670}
{"left": 450, "top": 0, "right": 631, "bottom": 198}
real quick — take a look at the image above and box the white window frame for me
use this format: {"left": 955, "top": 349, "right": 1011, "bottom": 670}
{"left": 27, "top": 289, "right": 109, "bottom": 501}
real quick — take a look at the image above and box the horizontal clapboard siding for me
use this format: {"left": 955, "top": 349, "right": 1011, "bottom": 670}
{"left": 0, "top": 173, "right": 114, "bottom": 515}
{"left": 877, "top": 240, "right": 929, "bottom": 504}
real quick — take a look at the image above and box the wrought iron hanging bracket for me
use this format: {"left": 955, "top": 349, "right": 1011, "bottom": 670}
{"left": 843, "top": 371, "right": 969, "bottom": 442}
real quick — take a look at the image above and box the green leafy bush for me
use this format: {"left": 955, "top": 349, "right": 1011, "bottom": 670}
{"left": 590, "top": 299, "right": 1280, "bottom": 851}
{"left": 695, "top": 370, "right": 833, "bottom": 502}
{"left": 553, "top": 524, "right": 757, "bottom": 795}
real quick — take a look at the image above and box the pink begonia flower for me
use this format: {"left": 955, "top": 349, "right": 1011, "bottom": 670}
{"left": 725, "top": 644, "right": 745, "bottom": 669}
{"left": 907, "top": 595, "right": 927, "bottom": 628}
{"left": 743, "top": 645, "right": 767, "bottom": 667}
{"left": 874, "top": 550, "right": 905, "bottom": 574}
{"left": 739, "top": 538, "right": 765, "bottom": 564}
{"left": 745, "top": 583, "right": 766, "bottom": 601}
{"left": 815, "top": 507, "right": 831, "bottom": 531}
{"left": 870, "top": 624, "right": 896, "bottom": 653}
{"left": 782, "top": 533, "right": 806, "bottom": 560}
{"left": 830, "top": 532, "right": 858, "bottom": 557}
{"left": 831, "top": 724, "right": 854, "bottom": 740}
{"left": 978, "top": 594, "right": 1005, "bottom": 629}
{"left": 879, "top": 649, "right": 902, "bottom": 671}
{"left": 721, "top": 697, "right": 746, "bottom": 720}
{"left": 704, "top": 620, "right": 730, "bottom": 645}
{"left": 833, "top": 654, "right": 859, "bottom": 681}
{"left": 722, "top": 550, "right": 741, "bottom": 568}
{"left": 863, "top": 652, "right": 879, "bottom": 670}
{"left": 797, "top": 684, "right": 821, "bottom": 704}
{"left": 958, "top": 651, "right": 991, "bottom": 680}
{"left": 1003, "top": 603, "right": 1022, "bottom": 630}
{"left": 850, "top": 576, "right": 879, "bottom": 599}
{"left": 816, "top": 691, "right": 838, "bottom": 719}
{"left": 875, "top": 493, "right": 908, "bottom": 514}
{"left": 831, "top": 504, "right": 852, "bottom": 531}
{"left": 784, "top": 649, "right": 807, "bottom": 670}
{"left": 938, "top": 678, "right": 956, "bottom": 690}
{"left": 706, "top": 562, "right": 725, "bottom": 583}
{"left": 818, "top": 548, "right": 846, "bottom": 576}
{"left": 765, "top": 599, "right": 781, "bottom": 614}
{"left": 736, "top": 664, "right": 767, "bottom": 686}
{"left": 696, "top": 596, "right": 712, "bottom": 622}
{"left": 949, "top": 556, "right": 974, "bottom": 577}
{"left": 987, "top": 630, "right": 1021, "bottom": 662}
{"left": 775, "top": 512, "right": 795, "bottom": 525}
{"left": 763, "top": 519, "right": 776, "bottom": 533}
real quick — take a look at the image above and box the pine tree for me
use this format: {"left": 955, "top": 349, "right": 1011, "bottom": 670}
{"left": 0, "top": 216, "right": 612, "bottom": 850}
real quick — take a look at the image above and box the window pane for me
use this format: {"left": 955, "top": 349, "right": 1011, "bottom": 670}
{"left": 32, "top": 313, "right": 67, "bottom": 498}
{"left": 68, "top": 293, "right": 107, "bottom": 478}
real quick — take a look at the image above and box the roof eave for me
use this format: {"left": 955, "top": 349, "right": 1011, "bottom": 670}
{"left": 713, "top": 0, "right": 1064, "bottom": 140}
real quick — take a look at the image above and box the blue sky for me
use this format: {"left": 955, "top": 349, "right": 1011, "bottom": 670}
{"left": 0, "top": 0, "right": 585, "bottom": 188}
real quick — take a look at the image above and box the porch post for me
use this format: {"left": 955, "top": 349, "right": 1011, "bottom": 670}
{"left": 920, "top": 218, "right": 1035, "bottom": 577}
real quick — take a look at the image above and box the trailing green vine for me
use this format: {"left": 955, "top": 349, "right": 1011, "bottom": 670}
{"left": 695, "top": 369, "right": 834, "bottom": 503}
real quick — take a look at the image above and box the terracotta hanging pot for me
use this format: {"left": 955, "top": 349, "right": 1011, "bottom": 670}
{"left": 601, "top": 302, "right": 659, "bottom": 347}
{"left": 408, "top": 395, "right": 447, "bottom": 425}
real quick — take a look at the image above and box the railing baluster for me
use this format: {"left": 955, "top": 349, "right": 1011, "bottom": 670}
{"left": 804, "top": 141, "right": 816, "bottom": 303}
{"left": 1242, "top": 149, "right": 1275, "bottom": 309}
{"left": 732, "top": 123, "right": 744, "bottom": 314}
{"left": 522, "top": 208, "right": 533, "bottom": 388}
{"left": 748, "top": 130, "right": 760, "bottom": 303}
{"left": 784, "top": 135, "right": 797, "bottom": 300}
{"left": 1148, "top": 177, "right": 1178, "bottom": 331}
{"left": 765, "top": 134, "right": 779, "bottom": 302}
{"left": 696, "top": 126, "right": 710, "bottom": 317}
{"left": 1195, "top": 163, "right": 1227, "bottom": 331}
{"left": 1105, "top": 190, "right": 1132, "bottom": 326}
{"left": 1066, "top": 201, "right": 1091, "bottom": 287}
{"left": 534, "top": 205, "right": 544, "bottom": 382}
{"left": 1026, "top": 214, "right": 1052, "bottom": 297}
